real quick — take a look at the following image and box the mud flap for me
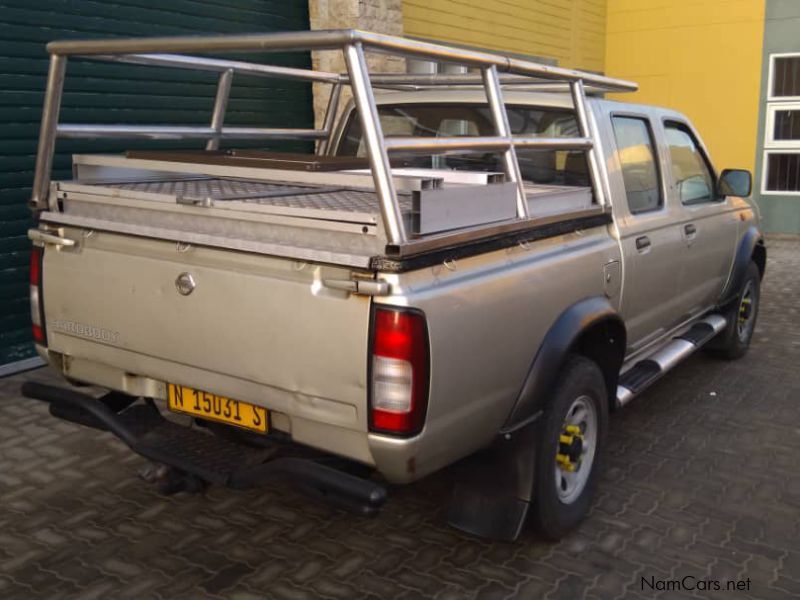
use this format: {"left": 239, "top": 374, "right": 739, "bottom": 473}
{"left": 446, "top": 418, "right": 539, "bottom": 541}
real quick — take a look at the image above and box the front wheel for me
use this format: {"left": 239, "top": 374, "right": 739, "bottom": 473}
{"left": 531, "top": 355, "right": 608, "bottom": 540}
{"left": 709, "top": 261, "right": 761, "bottom": 360}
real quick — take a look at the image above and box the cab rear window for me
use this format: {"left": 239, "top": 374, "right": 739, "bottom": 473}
{"left": 337, "top": 103, "right": 590, "bottom": 187}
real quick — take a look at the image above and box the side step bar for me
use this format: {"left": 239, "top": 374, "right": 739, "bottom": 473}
{"left": 21, "top": 381, "right": 387, "bottom": 516}
{"left": 616, "top": 315, "right": 726, "bottom": 407}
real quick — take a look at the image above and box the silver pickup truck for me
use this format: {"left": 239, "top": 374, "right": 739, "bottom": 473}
{"left": 23, "top": 31, "right": 766, "bottom": 541}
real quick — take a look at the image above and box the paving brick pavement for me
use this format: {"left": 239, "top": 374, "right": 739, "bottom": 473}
{"left": 1, "top": 238, "right": 798, "bottom": 599}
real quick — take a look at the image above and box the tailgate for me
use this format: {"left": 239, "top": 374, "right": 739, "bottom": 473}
{"left": 41, "top": 226, "right": 372, "bottom": 432}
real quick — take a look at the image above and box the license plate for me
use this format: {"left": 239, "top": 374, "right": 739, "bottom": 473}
{"left": 167, "top": 384, "right": 268, "bottom": 433}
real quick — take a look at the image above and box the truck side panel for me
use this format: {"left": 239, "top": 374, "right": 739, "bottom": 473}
{"left": 369, "top": 225, "right": 621, "bottom": 482}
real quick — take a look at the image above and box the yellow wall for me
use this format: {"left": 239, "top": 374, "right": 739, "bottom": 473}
{"left": 606, "top": 0, "right": 765, "bottom": 172}
{"left": 403, "top": 0, "right": 607, "bottom": 72}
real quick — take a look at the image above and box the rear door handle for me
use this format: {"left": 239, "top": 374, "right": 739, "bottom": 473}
{"left": 684, "top": 224, "right": 697, "bottom": 236}
{"left": 635, "top": 235, "right": 651, "bottom": 251}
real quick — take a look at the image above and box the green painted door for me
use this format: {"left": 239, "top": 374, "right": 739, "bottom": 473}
{"left": 0, "top": 0, "right": 313, "bottom": 370}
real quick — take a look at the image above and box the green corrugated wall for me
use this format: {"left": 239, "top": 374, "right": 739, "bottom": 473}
{"left": 0, "top": 0, "right": 314, "bottom": 368}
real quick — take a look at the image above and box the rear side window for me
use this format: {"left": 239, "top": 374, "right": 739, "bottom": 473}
{"left": 611, "top": 116, "right": 662, "bottom": 214}
{"left": 664, "top": 122, "right": 718, "bottom": 205}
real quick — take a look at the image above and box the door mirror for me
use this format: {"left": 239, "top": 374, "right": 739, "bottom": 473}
{"left": 717, "top": 169, "right": 752, "bottom": 197}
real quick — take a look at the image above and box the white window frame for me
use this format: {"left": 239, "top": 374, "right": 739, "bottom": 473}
{"left": 767, "top": 52, "right": 800, "bottom": 101}
{"left": 761, "top": 150, "right": 800, "bottom": 196}
{"left": 765, "top": 102, "right": 800, "bottom": 149}
{"left": 762, "top": 53, "right": 800, "bottom": 195}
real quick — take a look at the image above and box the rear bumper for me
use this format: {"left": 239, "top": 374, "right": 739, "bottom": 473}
{"left": 39, "top": 347, "right": 375, "bottom": 466}
{"left": 34, "top": 349, "right": 439, "bottom": 484}
{"left": 21, "top": 381, "right": 387, "bottom": 516}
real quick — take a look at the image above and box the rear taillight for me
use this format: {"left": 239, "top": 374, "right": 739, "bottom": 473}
{"left": 369, "top": 307, "right": 429, "bottom": 436}
{"left": 30, "top": 246, "right": 46, "bottom": 344}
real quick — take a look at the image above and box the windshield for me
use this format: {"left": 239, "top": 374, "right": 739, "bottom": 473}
{"left": 337, "top": 103, "right": 590, "bottom": 186}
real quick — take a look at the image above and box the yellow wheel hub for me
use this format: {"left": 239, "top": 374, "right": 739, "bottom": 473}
{"left": 738, "top": 297, "right": 752, "bottom": 325}
{"left": 556, "top": 425, "right": 584, "bottom": 472}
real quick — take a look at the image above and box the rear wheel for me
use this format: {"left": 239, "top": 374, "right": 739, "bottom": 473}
{"left": 709, "top": 261, "right": 761, "bottom": 360}
{"left": 531, "top": 355, "right": 608, "bottom": 540}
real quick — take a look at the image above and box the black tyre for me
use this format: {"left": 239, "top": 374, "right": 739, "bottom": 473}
{"left": 531, "top": 354, "right": 608, "bottom": 540}
{"left": 709, "top": 261, "right": 761, "bottom": 360}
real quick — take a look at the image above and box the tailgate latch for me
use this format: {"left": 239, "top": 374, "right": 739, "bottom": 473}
{"left": 322, "top": 278, "right": 391, "bottom": 296}
{"left": 28, "top": 228, "right": 76, "bottom": 248}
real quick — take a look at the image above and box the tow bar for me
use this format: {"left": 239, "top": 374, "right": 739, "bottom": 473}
{"left": 21, "top": 382, "right": 387, "bottom": 516}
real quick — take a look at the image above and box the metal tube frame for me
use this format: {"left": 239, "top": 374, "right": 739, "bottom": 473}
{"left": 384, "top": 136, "right": 593, "bottom": 153}
{"left": 45, "top": 30, "right": 638, "bottom": 92}
{"left": 206, "top": 69, "right": 234, "bottom": 151}
{"left": 343, "top": 43, "right": 406, "bottom": 244}
{"left": 482, "top": 65, "right": 527, "bottom": 218}
{"left": 31, "top": 55, "right": 66, "bottom": 209}
{"left": 318, "top": 83, "right": 342, "bottom": 155}
{"left": 569, "top": 80, "right": 607, "bottom": 207}
{"left": 56, "top": 125, "right": 328, "bottom": 140}
{"left": 87, "top": 53, "right": 342, "bottom": 84}
{"left": 31, "top": 29, "right": 638, "bottom": 245}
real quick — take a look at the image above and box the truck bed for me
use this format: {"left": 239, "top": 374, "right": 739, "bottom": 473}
{"left": 70, "top": 177, "right": 413, "bottom": 224}
{"left": 41, "top": 152, "right": 596, "bottom": 270}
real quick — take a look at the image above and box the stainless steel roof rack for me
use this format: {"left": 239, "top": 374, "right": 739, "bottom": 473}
{"left": 32, "top": 29, "right": 637, "bottom": 246}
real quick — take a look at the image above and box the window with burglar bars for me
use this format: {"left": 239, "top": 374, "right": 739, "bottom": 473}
{"left": 763, "top": 53, "right": 800, "bottom": 194}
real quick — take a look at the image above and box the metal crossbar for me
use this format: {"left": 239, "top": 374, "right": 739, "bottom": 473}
{"left": 56, "top": 125, "right": 328, "bottom": 141}
{"left": 383, "top": 137, "right": 594, "bottom": 152}
{"left": 31, "top": 29, "right": 637, "bottom": 246}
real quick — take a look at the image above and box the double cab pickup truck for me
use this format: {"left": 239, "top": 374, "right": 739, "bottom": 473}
{"left": 23, "top": 31, "right": 766, "bottom": 541}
